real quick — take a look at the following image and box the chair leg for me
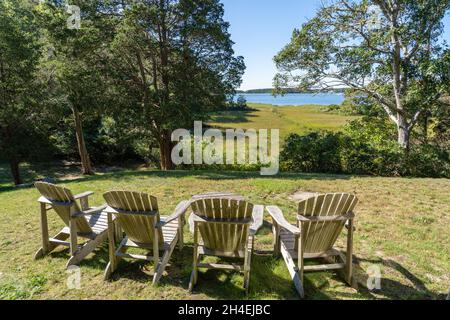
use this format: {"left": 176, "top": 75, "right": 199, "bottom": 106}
{"left": 105, "top": 213, "right": 117, "bottom": 280}
{"left": 346, "top": 219, "right": 354, "bottom": 286}
{"left": 297, "top": 229, "right": 305, "bottom": 298}
{"left": 36, "top": 203, "right": 50, "bottom": 259}
{"left": 272, "top": 223, "right": 281, "bottom": 257}
{"left": 153, "top": 234, "right": 179, "bottom": 286}
{"left": 153, "top": 229, "right": 160, "bottom": 276}
{"left": 67, "top": 231, "right": 107, "bottom": 268}
{"left": 105, "top": 240, "right": 128, "bottom": 280}
{"left": 189, "top": 223, "right": 199, "bottom": 292}
{"left": 188, "top": 252, "right": 200, "bottom": 292}
{"left": 243, "top": 236, "right": 253, "bottom": 294}
{"left": 67, "top": 217, "right": 79, "bottom": 267}
{"left": 280, "top": 242, "right": 304, "bottom": 298}
{"left": 188, "top": 271, "right": 196, "bottom": 292}
{"left": 34, "top": 247, "right": 46, "bottom": 260}
{"left": 34, "top": 229, "right": 69, "bottom": 260}
{"left": 178, "top": 215, "right": 184, "bottom": 252}
{"left": 104, "top": 261, "right": 114, "bottom": 280}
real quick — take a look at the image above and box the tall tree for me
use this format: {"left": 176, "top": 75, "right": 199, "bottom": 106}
{"left": 0, "top": 0, "right": 43, "bottom": 185}
{"left": 109, "top": 0, "right": 245, "bottom": 170}
{"left": 39, "top": 0, "right": 117, "bottom": 174}
{"left": 274, "top": 0, "right": 450, "bottom": 150}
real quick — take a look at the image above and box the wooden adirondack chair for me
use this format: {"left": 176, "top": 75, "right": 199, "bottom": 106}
{"left": 188, "top": 196, "right": 264, "bottom": 293}
{"left": 103, "top": 191, "right": 191, "bottom": 285}
{"left": 34, "top": 182, "right": 111, "bottom": 268}
{"left": 267, "top": 193, "right": 358, "bottom": 298}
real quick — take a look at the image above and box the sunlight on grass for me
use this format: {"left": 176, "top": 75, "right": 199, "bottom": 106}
{"left": 209, "top": 104, "right": 356, "bottom": 140}
{"left": 0, "top": 165, "right": 448, "bottom": 300}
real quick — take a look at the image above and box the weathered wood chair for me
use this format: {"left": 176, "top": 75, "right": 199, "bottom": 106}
{"left": 267, "top": 193, "right": 358, "bottom": 298}
{"left": 34, "top": 182, "right": 110, "bottom": 268}
{"left": 188, "top": 195, "right": 264, "bottom": 294}
{"left": 103, "top": 190, "right": 191, "bottom": 285}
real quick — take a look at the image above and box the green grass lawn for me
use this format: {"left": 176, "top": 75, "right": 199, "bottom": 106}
{"left": 209, "top": 103, "right": 356, "bottom": 140}
{"left": 0, "top": 164, "right": 448, "bottom": 300}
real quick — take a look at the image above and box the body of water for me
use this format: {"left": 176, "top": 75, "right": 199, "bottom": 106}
{"left": 236, "top": 93, "right": 344, "bottom": 106}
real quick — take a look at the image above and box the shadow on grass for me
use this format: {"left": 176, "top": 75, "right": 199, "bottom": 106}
{"left": 352, "top": 257, "right": 442, "bottom": 300}
{"left": 0, "top": 165, "right": 360, "bottom": 193}
{"left": 95, "top": 244, "right": 298, "bottom": 299}
{"left": 210, "top": 110, "right": 257, "bottom": 124}
{"left": 181, "top": 251, "right": 303, "bottom": 300}
{"left": 37, "top": 240, "right": 441, "bottom": 300}
{"left": 0, "top": 161, "right": 83, "bottom": 192}
{"left": 48, "top": 243, "right": 111, "bottom": 271}
{"left": 60, "top": 169, "right": 354, "bottom": 185}
{"left": 1, "top": 159, "right": 374, "bottom": 193}
{"left": 103, "top": 247, "right": 193, "bottom": 288}
{"left": 64, "top": 243, "right": 302, "bottom": 299}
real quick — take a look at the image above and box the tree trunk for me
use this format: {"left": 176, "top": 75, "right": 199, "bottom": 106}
{"left": 397, "top": 114, "right": 410, "bottom": 151}
{"left": 3, "top": 125, "right": 22, "bottom": 185}
{"left": 158, "top": 130, "right": 174, "bottom": 170}
{"left": 422, "top": 113, "right": 429, "bottom": 142}
{"left": 72, "top": 106, "right": 94, "bottom": 175}
{"left": 390, "top": 8, "right": 412, "bottom": 152}
{"left": 10, "top": 157, "right": 22, "bottom": 186}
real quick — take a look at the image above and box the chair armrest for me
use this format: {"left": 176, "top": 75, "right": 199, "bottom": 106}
{"left": 345, "top": 214, "right": 356, "bottom": 231}
{"left": 297, "top": 211, "right": 355, "bottom": 222}
{"left": 266, "top": 206, "right": 300, "bottom": 235}
{"left": 156, "top": 200, "right": 191, "bottom": 228}
{"left": 37, "top": 196, "right": 71, "bottom": 206}
{"left": 249, "top": 205, "right": 264, "bottom": 235}
{"left": 73, "top": 191, "right": 94, "bottom": 200}
{"left": 191, "top": 193, "right": 244, "bottom": 201}
{"left": 72, "top": 205, "right": 107, "bottom": 218}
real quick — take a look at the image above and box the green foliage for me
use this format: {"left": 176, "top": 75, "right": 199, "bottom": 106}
{"left": 0, "top": 0, "right": 52, "bottom": 183}
{"left": 327, "top": 89, "right": 385, "bottom": 117}
{"left": 109, "top": 0, "right": 245, "bottom": 127}
{"left": 281, "top": 117, "right": 449, "bottom": 178}
{"left": 274, "top": 0, "right": 450, "bottom": 149}
{"left": 340, "top": 119, "right": 405, "bottom": 176}
{"left": 236, "top": 95, "right": 248, "bottom": 109}
{"left": 342, "top": 118, "right": 449, "bottom": 177}
{"left": 223, "top": 95, "right": 253, "bottom": 111}
{"left": 403, "top": 144, "right": 450, "bottom": 178}
{"left": 1, "top": 0, "right": 448, "bottom": 182}
{"left": 281, "top": 131, "right": 342, "bottom": 173}
{"left": 38, "top": 0, "right": 117, "bottom": 114}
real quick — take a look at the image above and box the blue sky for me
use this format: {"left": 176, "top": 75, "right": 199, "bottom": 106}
{"left": 221, "top": 0, "right": 450, "bottom": 90}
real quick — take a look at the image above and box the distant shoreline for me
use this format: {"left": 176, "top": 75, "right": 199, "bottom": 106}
{"left": 236, "top": 88, "right": 346, "bottom": 94}
{"left": 246, "top": 102, "right": 335, "bottom": 107}
{"left": 234, "top": 92, "right": 345, "bottom": 106}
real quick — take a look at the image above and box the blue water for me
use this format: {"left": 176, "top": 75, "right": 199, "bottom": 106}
{"left": 235, "top": 93, "right": 344, "bottom": 106}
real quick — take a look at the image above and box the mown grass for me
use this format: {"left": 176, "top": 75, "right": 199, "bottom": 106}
{"left": 209, "top": 103, "right": 356, "bottom": 140}
{"left": 0, "top": 164, "right": 448, "bottom": 300}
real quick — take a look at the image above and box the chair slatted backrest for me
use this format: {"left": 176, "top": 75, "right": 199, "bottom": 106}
{"left": 103, "top": 191, "right": 163, "bottom": 246}
{"left": 35, "top": 182, "right": 93, "bottom": 233}
{"left": 191, "top": 198, "right": 253, "bottom": 253}
{"left": 298, "top": 193, "right": 358, "bottom": 253}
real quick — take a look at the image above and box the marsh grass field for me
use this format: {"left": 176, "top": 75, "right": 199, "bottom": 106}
{"left": 209, "top": 103, "right": 355, "bottom": 139}
{"left": 0, "top": 105, "right": 448, "bottom": 300}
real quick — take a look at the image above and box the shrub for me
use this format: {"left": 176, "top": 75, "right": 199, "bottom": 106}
{"left": 280, "top": 118, "right": 450, "bottom": 178}
{"left": 281, "top": 131, "right": 342, "bottom": 173}
{"left": 236, "top": 95, "right": 248, "bottom": 109}
{"left": 404, "top": 144, "right": 449, "bottom": 178}
{"left": 340, "top": 118, "right": 404, "bottom": 176}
